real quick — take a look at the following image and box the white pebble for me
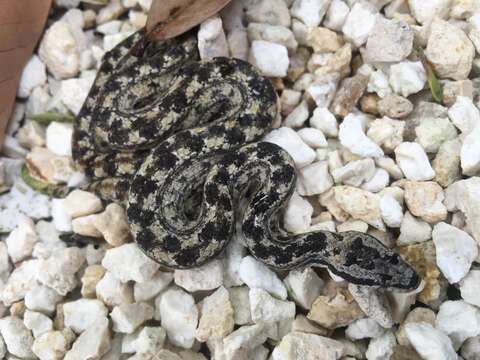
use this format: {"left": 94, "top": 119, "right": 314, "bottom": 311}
{"left": 337, "top": 220, "right": 368, "bottom": 233}
{"left": 433, "top": 222, "right": 478, "bottom": 284}
{"left": 394, "top": 142, "right": 435, "bottom": 181}
{"left": 51, "top": 198, "right": 72, "bottom": 232}
{"left": 297, "top": 128, "right": 327, "bottom": 148}
{"left": 290, "top": 0, "right": 331, "bottom": 27}
{"left": 408, "top": 0, "right": 450, "bottom": 24}
{"left": 229, "top": 287, "right": 252, "bottom": 326}
{"left": 461, "top": 336, "right": 480, "bottom": 360}
{"left": 239, "top": 256, "right": 287, "bottom": 300}
{"left": 25, "top": 285, "right": 63, "bottom": 315}
{"left": 365, "top": 17, "right": 414, "bottom": 63}
{"left": 223, "top": 324, "right": 267, "bottom": 359}
{"left": 379, "top": 194, "right": 403, "bottom": 228}
{"left": 306, "top": 75, "right": 338, "bottom": 108}
{"left": 367, "top": 70, "right": 392, "bottom": 98}
{"left": 245, "top": 0, "right": 291, "bottom": 27}
{"left": 136, "top": 0, "right": 151, "bottom": 12}
{"left": 37, "top": 247, "right": 85, "bottom": 296}
{"left": 331, "top": 158, "right": 376, "bottom": 187}
{"left": 39, "top": 21, "right": 80, "bottom": 79}
{"left": 62, "top": 190, "right": 102, "bottom": 218}
{"left": 127, "top": 326, "right": 166, "bottom": 355}
{"left": 102, "top": 243, "right": 160, "bottom": 283}
{"left": 415, "top": 117, "right": 458, "bottom": 154}
{"left": 334, "top": 186, "right": 385, "bottom": 230}
{"left": 425, "top": 18, "right": 475, "bottom": 81}
{"left": 64, "top": 317, "right": 111, "bottom": 360}
{"left": 96, "top": 271, "right": 134, "bottom": 307}
{"left": 397, "top": 211, "right": 432, "bottom": 246}
{"left": 134, "top": 271, "right": 173, "bottom": 302}
{"left": 72, "top": 214, "right": 102, "bottom": 238}
{"left": 365, "top": 331, "right": 396, "bottom": 360}
{"left": 375, "top": 157, "right": 404, "bottom": 180}
{"left": 389, "top": 61, "right": 427, "bottom": 97}
{"left": 283, "top": 192, "right": 313, "bottom": 233}
{"left": 0, "top": 242, "right": 10, "bottom": 278}
{"left": 63, "top": 298, "right": 108, "bottom": 334}
{"left": 223, "top": 238, "right": 246, "bottom": 288}
{"left": 58, "top": 76, "right": 95, "bottom": 115}
{"left": 296, "top": 161, "right": 333, "bottom": 196}
{"left": 316, "top": 148, "right": 328, "bottom": 161}
{"left": 96, "top": 20, "right": 122, "bottom": 35}
{"left": 272, "top": 332, "right": 344, "bottom": 360}
{"left": 92, "top": 203, "right": 131, "bottom": 247}
{"left": 247, "top": 23, "right": 298, "bottom": 51}
{"left": 346, "top": 318, "right": 385, "bottom": 340}
{"left": 196, "top": 286, "right": 234, "bottom": 342}
{"left": 17, "top": 55, "right": 47, "bottom": 98}
{"left": 283, "top": 267, "right": 324, "bottom": 309}
{"left": 32, "top": 330, "right": 70, "bottom": 360}
{"left": 280, "top": 89, "right": 302, "bottom": 116}
{"left": 436, "top": 300, "right": 480, "bottom": 349}
{"left": 444, "top": 177, "right": 480, "bottom": 242}
{"left": 0, "top": 316, "right": 36, "bottom": 358}
{"left": 56, "top": 0, "right": 80, "bottom": 8}
{"left": 174, "top": 259, "right": 223, "bottom": 292}
{"left": 128, "top": 11, "right": 147, "bottom": 30}
{"left": 310, "top": 107, "right": 338, "bottom": 137}
{"left": 323, "top": 0, "right": 349, "bottom": 31}
{"left": 460, "top": 270, "right": 480, "bottom": 307}
{"left": 346, "top": 284, "right": 392, "bottom": 329}
{"left": 367, "top": 116, "right": 405, "bottom": 153}
{"left": 249, "top": 40, "right": 289, "bottom": 77}
{"left": 103, "top": 31, "right": 134, "bottom": 51}
{"left": 198, "top": 17, "right": 229, "bottom": 60}
{"left": 264, "top": 127, "right": 316, "bottom": 168}
{"left": 24, "top": 86, "right": 50, "bottom": 117}
{"left": 361, "top": 168, "right": 389, "bottom": 193}
{"left": 342, "top": 1, "right": 377, "bottom": 47}
{"left": 448, "top": 96, "right": 480, "bottom": 134}
{"left": 2, "top": 258, "right": 39, "bottom": 305}
{"left": 405, "top": 180, "right": 447, "bottom": 223}
{"left": 461, "top": 125, "right": 480, "bottom": 175}
{"left": 339, "top": 113, "right": 384, "bottom": 158}
{"left": 284, "top": 100, "right": 309, "bottom": 128}
{"left": 111, "top": 302, "right": 154, "bottom": 334}
{"left": 405, "top": 322, "right": 457, "bottom": 360}
{"left": 5, "top": 215, "right": 38, "bottom": 263}
{"left": 157, "top": 287, "right": 198, "bottom": 349}
{"left": 23, "top": 310, "right": 53, "bottom": 338}
{"left": 310, "top": 220, "right": 336, "bottom": 232}
{"left": 249, "top": 288, "right": 295, "bottom": 323}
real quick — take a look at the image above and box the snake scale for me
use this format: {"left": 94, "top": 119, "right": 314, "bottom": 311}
{"left": 72, "top": 29, "right": 420, "bottom": 290}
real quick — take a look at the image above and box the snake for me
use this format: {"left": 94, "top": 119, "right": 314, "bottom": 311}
{"left": 72, "top": 29, "right": 420, "bottom": 290}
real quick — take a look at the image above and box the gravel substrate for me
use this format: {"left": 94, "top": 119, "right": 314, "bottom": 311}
{"left": 2, "top": 0, "right": 480, "bottom": 359}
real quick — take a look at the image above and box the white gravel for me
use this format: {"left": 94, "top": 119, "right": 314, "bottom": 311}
{"left": 2, "top": 0, "right": 480, "bottom": 358}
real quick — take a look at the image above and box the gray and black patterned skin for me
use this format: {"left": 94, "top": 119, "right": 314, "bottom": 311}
{"left": 72, "top": 29, "right": 420, "bottom": 290}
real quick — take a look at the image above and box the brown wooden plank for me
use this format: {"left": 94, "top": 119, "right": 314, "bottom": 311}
{"left": 0, "top": 0, "right": 51, "bottom": 145}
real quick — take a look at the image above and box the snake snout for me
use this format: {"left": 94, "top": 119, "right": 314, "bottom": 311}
{"left": 334, "top": 231, "right": 422, "bottom": 291}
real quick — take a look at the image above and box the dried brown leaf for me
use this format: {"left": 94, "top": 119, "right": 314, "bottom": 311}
{"left": 146, "top": 0, "right": 232, "bottom": 41}
{"left": 0, "top": 0, "right": 51, "bottom": 146}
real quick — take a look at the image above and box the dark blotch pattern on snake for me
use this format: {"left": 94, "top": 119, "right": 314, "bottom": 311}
{"left": 72, "top": 29, "right": 420, "bottom": 290}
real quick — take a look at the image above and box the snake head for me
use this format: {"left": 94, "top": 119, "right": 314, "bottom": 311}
{"left": 327, "top": 231, "right": 421, "bottom": 291}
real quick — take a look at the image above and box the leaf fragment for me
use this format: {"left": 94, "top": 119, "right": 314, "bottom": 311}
{"left": 28, "top": 112, "right": 75, "bottom": 126}
{"left": 146, "top": 0, "right": 232, "bottom": 41}
{"left": 21, "top": 164, "right": 70, "bottom": 197}
{"left": 425, "top": 61, "right": 444, "bottom": 103}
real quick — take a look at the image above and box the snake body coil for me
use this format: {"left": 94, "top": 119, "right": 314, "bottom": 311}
{"left": 73, "top": 30, "right": 420, "bottom": 290}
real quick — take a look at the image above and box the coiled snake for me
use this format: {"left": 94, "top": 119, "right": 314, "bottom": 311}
{"left": 72, "top": 29, "right": 420, "bottom": 290}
